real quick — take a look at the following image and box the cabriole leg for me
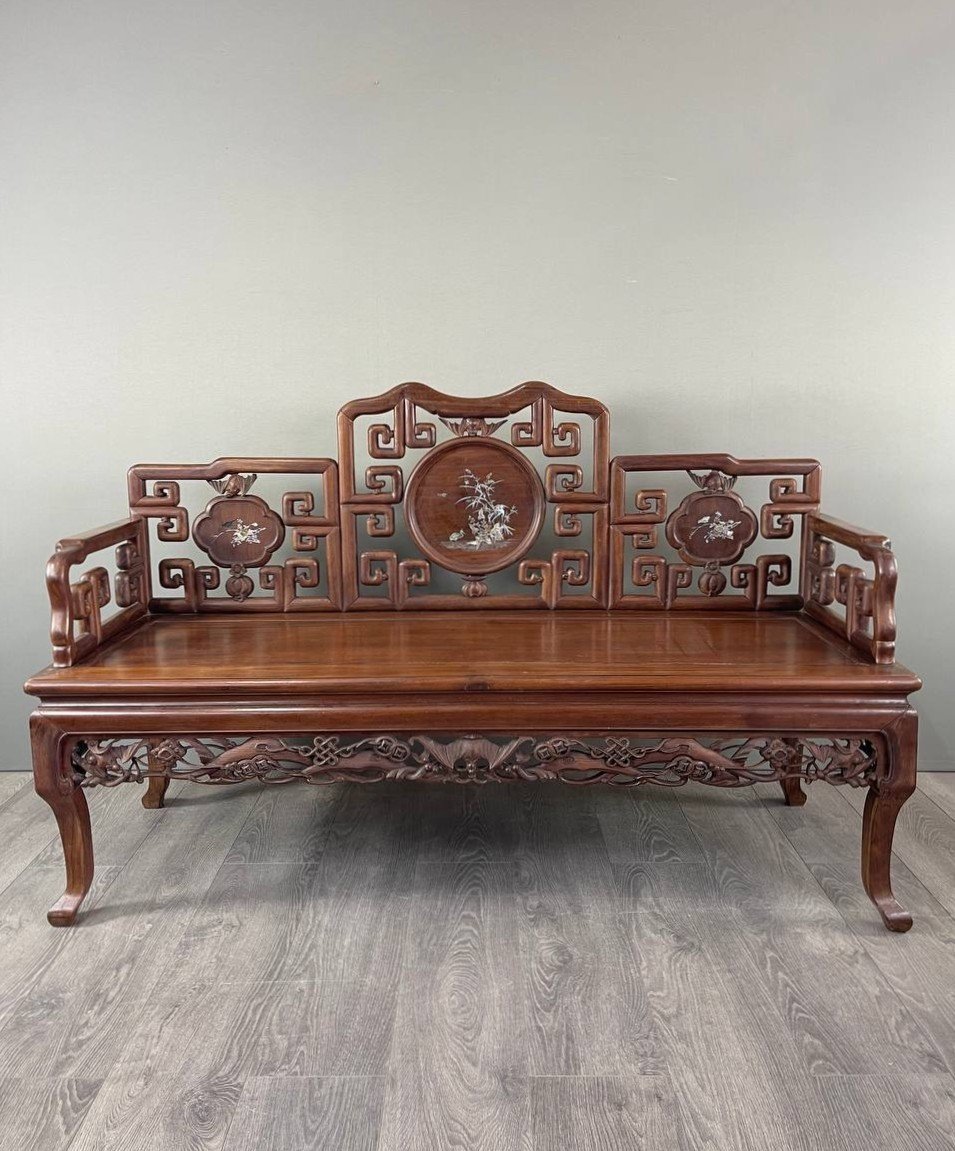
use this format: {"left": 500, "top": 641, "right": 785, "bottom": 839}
{"left": 31, "top": 715, "right": 93, "bottom": 926}
{"left": 862, "top": 711, "right": 918, "bottom": 932}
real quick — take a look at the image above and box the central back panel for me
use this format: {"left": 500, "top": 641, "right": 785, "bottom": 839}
{"left": 337, "top": 382, "right": 610, "bottom": 609}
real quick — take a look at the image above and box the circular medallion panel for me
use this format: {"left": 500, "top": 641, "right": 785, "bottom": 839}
{"left": 405, "top": 438, "right": 545, "bottom": 575}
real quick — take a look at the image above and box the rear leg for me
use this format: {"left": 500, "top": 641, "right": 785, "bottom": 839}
{"left": 142, "top": 741, "right": 170, "bottom": 808}
{"left": 778, "top": 737, "right": 806, "bottom": 806}
{"left": 779, "top": 776, "right": 807, "bottom": 807}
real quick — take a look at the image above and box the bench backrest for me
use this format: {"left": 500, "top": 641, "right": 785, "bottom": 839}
{"left": 123, "top": 383, "right": 822, "bottom": 614}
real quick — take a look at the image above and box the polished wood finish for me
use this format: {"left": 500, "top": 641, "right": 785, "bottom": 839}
{"left": 30, "top": 716, "right": 92, "bottom": 926}
{"left": 779, "top": 776, "right": 808, "bottom": 806}
{"left": 804, "top": 511, "right": 898, "bottom": 663}
{"left": 610, "top": 453, "right": 821, "bottom": 611}
{"left": 141, "top": 776, "right": 169, "bottom": 809}
{"left": 46, "top": 518, "right": 149, "bottom": 667}
{"left": 338, "top": 382, "right": 610, "bottom": 609}
{"left": 127, "top": 457, "right": 341, "bottom": 614}
{"left": 779, "top": 736, "right": 807, "bottom": 806}
{"left": 24, "top": 613, "right": 921, "bottom": 697}
{"left": 862, "top": 710, "right": 919, "bottom": 931}
{"left": 24, "top": 384, "right": 922, "bottom": 931}
{"left": 141, "top": 743, "right": 170, "bottom": 809}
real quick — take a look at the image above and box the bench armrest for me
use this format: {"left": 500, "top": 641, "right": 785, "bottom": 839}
{"left": 802, "top": 512, "right": 897, "bottom": 664}
{"left": 47, "top": 518, "right": 150, "bottom": 667}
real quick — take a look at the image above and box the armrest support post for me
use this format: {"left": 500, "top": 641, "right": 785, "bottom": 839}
{"left": 47, "top": 518, "right": 150, "bottom": 667}
{"left": 802, "top": 512, "right": 897, "bottom": 664}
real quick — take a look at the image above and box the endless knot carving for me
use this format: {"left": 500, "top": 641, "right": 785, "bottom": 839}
{"left": 73, "top": 733, "right": 882, "bottom": 789}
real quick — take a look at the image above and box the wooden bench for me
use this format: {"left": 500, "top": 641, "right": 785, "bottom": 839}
{"left": 24, "top": 383, "right": 922, "bottom": 930}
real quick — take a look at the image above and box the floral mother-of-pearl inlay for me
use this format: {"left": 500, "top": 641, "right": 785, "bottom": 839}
{"left": 446, "top": 469, "right": 518, "bottom": 550}
{"left": 193, "top": 492, "right": 286, "bottom": 569}
{"left": 690, "top": 510, "right": 742, "bottom": 544}
{"left": 229, "top": 519, "right": 263, "bottom": 546}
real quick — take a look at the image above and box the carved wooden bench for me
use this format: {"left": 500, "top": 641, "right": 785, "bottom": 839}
{"left": 24, "top": 383, "right": 921, "bottom": 930}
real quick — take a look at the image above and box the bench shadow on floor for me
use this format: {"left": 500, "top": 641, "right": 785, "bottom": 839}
{"left": 2, "top": 773, "right": 955, "bottom": 1150}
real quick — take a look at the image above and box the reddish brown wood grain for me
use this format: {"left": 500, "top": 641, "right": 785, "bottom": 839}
{"left": 24, "top": 384, "right": 922, "bottom": 932}
{"left": 24, "top": 613, "right": 921, "bottom": 699}
{"left": 30, "top": 716, "right": 92, "bottom": 926}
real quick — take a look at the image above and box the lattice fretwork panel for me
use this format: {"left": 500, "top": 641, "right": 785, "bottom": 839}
{"left": 128, "top": 458, "right": 341, "bottom": 611}
{"left": 610, "top": 454, "right": 821, "bottom": 609}
{"left": 338, "top": 383, "right": 610, "bottom": 609}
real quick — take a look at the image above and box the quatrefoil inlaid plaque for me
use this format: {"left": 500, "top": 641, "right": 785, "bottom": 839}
{"left": 666, "top": 479, "right": 758, "bottom": 566}
{"left": 405, "top": 439, "right": 545, "bottom": 575}
{"left": 193, "top": 494, "right": 285, "bottom": 567}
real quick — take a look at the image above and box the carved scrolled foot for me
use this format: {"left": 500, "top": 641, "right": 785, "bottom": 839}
{"left": 862, "top": 712, "right": 917, "bottom": 933}
{"left": 779, "top": 777, "right": 807, "bottom": 806}
{"left": 862, "top": 788, "right": 913, "bottom": 932}
{"left": 142, "top": 775, "right": 170, "bottom": 809}
{"left": 31, "top": 717, "right": 93, "bottom": 926}
{"left": 47, "top": 888, "right": 90, "bottom": 927}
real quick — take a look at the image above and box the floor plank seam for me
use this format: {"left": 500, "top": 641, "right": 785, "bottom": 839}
{"left": 761, "top": 782, "right": 951, "bottom": 935}
{"left": 53, "top": 787, "right": 270, "bottom": 1147}
{"left": 0, "top": 822, "right": 65, "bottom": 903}
{"left": 58, "top": 1081, "right": 110, "bottom": 1151}
{"left": 685, "top": 785, "right": 955, "bottom": 1085}
{"left": 674, "top": 786, "right": 758, "bottom": 888}
{"left": 913, "top": 776, "right": 955, "bottom": 824}
{"left": 758, "top": 788, "right": 955, "bottom": 1080}
{"left": 301, "top": 779, "right": 350, "bottom": 863}
{"left": 525, "top": 1072, "right": 671, "bottom": 1079}
{"left": 8, "top": 775, "right": 955, "bottom": 1150}
{"left": 0, "top": 773, "right": 32, "bottom": 813}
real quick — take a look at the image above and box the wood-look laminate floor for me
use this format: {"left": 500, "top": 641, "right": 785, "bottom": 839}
{"left": 1, "top": 771, "right": 954, "bottom": 1151}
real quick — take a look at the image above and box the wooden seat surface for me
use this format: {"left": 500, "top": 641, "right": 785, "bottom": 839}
{"left": 25, "top": 611, "right": 921, "bottom": 698}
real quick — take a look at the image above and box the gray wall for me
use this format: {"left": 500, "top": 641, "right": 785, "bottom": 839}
{"left": 2, "top": 1, "right": 954, "bottom": 768}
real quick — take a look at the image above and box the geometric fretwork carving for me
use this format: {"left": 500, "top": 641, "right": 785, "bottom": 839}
{"left": 337, "top": 382, "right": 610, "bottom": 608}
{"left": 802, "top": 513, "right": 897, "bottom": 663}
{"left": 48, "top": 519, "right": 151, "bottom": 667}
{"left": 45, "top": 390, "right": 904, "bottom": 641}
{"left": 611, "top": 453, "right": 822, "bottom": 609}
{"left": 73, "top": 733, "right": 882, "bottom": 789}
{"left": 127, "top": 457, "right": 341, "bottom": 611}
